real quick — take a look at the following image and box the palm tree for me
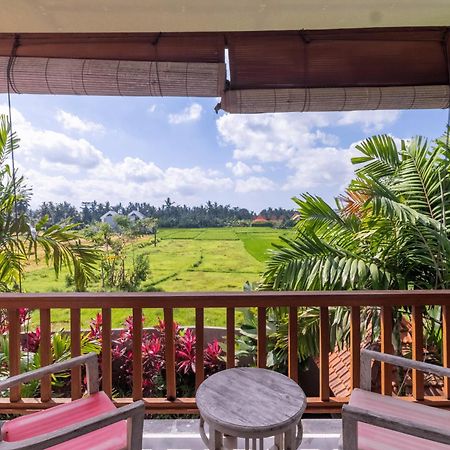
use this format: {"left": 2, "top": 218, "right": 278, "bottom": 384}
{"left": 260, "top": 132, "right": 450, "bottom": 361}
{"left": 0, "top": 115, "right": 99, "bottom": 292}
{"left": 263, "top": 133, "right": 450, "bottom": 291}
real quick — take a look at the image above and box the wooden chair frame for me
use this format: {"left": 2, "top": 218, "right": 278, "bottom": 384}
{"left": 341, "top": 349, "right": 450, "bottom": 449}
{"left": 0, "top": 353, "right": 145, "bottom": 450}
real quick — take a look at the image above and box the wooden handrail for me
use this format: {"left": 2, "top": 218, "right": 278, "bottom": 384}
{"left": 2, "top": 290, "right": 450, "bottom": 416}
{"left": 2, "top": 290, "right": 450, "bottom": 308}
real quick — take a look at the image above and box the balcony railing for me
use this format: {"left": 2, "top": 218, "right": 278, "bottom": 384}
{"left": 1, "top": 291, "right": 450, "bottom": 415}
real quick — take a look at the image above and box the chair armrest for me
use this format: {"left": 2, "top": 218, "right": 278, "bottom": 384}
{"left": 0, "top": 353, "right": 99, "bottom": 394}
{"left": 342, "top": 403, "right": 450, "bottom": 446}
{"left": 0, "top": 400, "right": 145, "bottom": 450}
{"left": 360, "top": 349, "right": 450, "bottom": 390}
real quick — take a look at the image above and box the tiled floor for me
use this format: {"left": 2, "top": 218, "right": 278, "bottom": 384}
{"left": 142, "top": 418, "right": 341, "bottom": 450}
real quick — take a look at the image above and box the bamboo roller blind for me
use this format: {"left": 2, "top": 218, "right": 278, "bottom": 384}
{"left": 0, "top": 56, "right": 226, "bottom": 97}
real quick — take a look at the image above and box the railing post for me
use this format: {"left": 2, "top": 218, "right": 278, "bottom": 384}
{"left": 226, "top": 307, "right": 235, "bottom": 369}
{"left": 350, "top": 306, "right": 361, "bottom": 390}
{"left": 319, "top": 306, "right": 330, "bottom": 401}
{"left": 257, "top": 307, "right": 266, "bottom": 369}
{"left": 288, "top": 306, "right": 298, "bottom": 383}
{"left": 101, "top": 307, "right": 112, "bottom": 397}
{"left": 164, "top": 308, "right": 176, "bottom": 401}
{"left": 70, "top": 308, "right": 82, "bottom": 400}
{"left": 7, "top": 309, "right": 21, "bottom": 402}
{"left": 40, "top": 308, "right": 52, "bottom": 402}
{"left": 195, "top": 308, "right": 204, "bottom": 389}
{"left": 412, "top": 305, "right": 424, "bottom": 400}
{"left": 443, "top": 305, "right": 450, "bottom": 399}
{"left": 132, "top": 308, "right": 143, "bottom": 401}
{"left": 380, "top": 306, "right": 393, "bottom": 396}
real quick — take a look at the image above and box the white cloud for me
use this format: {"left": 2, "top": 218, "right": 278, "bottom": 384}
{"left": 217, "top": 113, "right": 338, "bottom": 163}
{"left": 336, "top": 110, "right": 401, "bottom": 133}
{"left": 225, "top": 161, "right": 264, "bottom": 177}
{"left": 0, "top": 104, "right": 233, "bottom": 208}
{"left": 148, "top": 104, "right": 157, "bottom": 113}
{"left": 282, "top": 145, "right": 358, "bottom": 193}
{"left": 235, "top": 176, "right": 277, "bottom": 193}
{"left": 168, "top": 103, "right": 202, "bottom": 124}
{"left": 217, "top": 110, "right": 402, "bottom": 201}
{"left": 55, "top": 110, "right": 105, "bottom": 134}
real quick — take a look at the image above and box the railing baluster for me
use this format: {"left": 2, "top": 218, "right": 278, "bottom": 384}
{"left": 319, "top": 306, "right": 330, "bottom": 401}
{"left": 380, "top": 306, "right": 393, "bottom": 396}
{"left": 164, "top": 308, "right": 176, "bottom": 400}
{"left": 412, "top": 305, "right": 424, "bottom": 400}
{"left": 195, "top": 308, "right": 204, "bottom": 389}
{"left": 40, "top": 308, "right": 52, "bottom": 402}
{"left": 226, "top": 307, "right": 235, "bottom": 368}
{"left": 101, "top": 307, "right": 112, "bottom": 397}
{"left": 257, "top": 307, "right": 266, "bottom": 369}
{"left": 288, "top": 306, "right": 298, "bottom": 383}
{"left": 70, "top": 308, "right": 81, "bottom": 400}
{"left": 443, "top": 305, "right": 450, "bottom": 399}
{"left": 8, "top": 309, "right": 21, "bottom": 402}
{"left": 350, "top": 306, "right": 361, "bottom": 389}
{"left": 132, "top": 307, "right": 143, "bottom": 401}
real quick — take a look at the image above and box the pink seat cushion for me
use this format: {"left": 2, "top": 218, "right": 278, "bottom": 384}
{"left": 2, "top": 392, "right": 128, "bottom": 450}
{"left": 350, "top": 389, "right": 450, "bottom": 449}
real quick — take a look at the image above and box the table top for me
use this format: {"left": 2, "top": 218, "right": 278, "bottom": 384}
{"left": 196, "top": 368, "right": 306, "bottom": 436}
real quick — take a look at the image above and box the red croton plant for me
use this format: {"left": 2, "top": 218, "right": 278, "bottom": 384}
{"left": 17, "top": 311, "right": 224, "bottom": 398}
{"left": 89, "top": 313, "right": 225, "bottom": 397}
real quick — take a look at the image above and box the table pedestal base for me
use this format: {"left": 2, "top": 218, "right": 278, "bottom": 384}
{"left": 200, "top": 417, "right": 303, "bottom": 450}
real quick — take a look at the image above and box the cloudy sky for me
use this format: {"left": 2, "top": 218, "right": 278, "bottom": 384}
{"left": 0, "top": 94, "right": 447, "bottom": 212}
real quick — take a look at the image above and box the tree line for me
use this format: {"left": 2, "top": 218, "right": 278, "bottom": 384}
{"left": 30, "top": 199, "right": 295, "bottom": 229}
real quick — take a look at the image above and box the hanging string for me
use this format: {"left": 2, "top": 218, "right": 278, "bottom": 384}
{"left": 6, "top": 36, "right": 31, "bottom": 371}
{"left": 6, "top": 35, "right": 22, "bottom": 294}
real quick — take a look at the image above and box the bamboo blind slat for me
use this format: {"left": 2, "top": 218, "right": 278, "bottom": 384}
{"left": 443, "top": 305, "right": 450, "bottom": 400}
{"left": 8, "top": 309, "right": 21, "bottom": 402}
{"left": 288, "top": 306, "right": 299, "bottom": 383}
{"left": 164, "top": 308, "right": 176, "bottom": 401}
{"left": 257, "top": 307, "right": 266, "bottom": 369}
{"left": 226, "top": 307, "right": 235, "bottom": 369}
{"left": 319, "top": 306, "right": 330, "bottom": 401}
{"left": 132, "top": 308, "right": 143, "bottom": 401}
{"left": 412, "top": 305, "right": 424, "bottom": 400}
{"left": 350, "top": 306, "right": 361, "bottom": 389}
{"left": 0, "top": 57, "right": 225, "bottom": 97}
{"left": 221, "top": 85, "right": 450, "bottom": 113}
{"left": 39, "top": 309, "right": 52, "bottom": 402}
{"left": 101, "top": 307, "right": 112, "bottom": 397}
{"left": 380, "top": 306, "right": 393, "bottom": 396}
{"left": 195, "top": 308, "right": 204, "bottom": 390}
{"left": 70, "top": 308, "right": 82, "bottom": 400}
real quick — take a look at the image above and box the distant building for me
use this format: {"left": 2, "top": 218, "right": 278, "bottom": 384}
{"left": 100, "top": 210, "right": 119, "bottom": 228}
{"left": 128, "top": 210, "right": 146, "bottom": 222}
{"left": 251, "top": 215, "right": 273, "bottom": 227}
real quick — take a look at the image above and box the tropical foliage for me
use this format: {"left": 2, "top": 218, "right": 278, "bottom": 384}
{"left": 0, "top": 114, "right": 100, "bottom": 292}
{"left": 258, "top": 132, "right": 450, "bottom": 368}
{"left": 263, "top": 133, "right": 450, "bottom": 291}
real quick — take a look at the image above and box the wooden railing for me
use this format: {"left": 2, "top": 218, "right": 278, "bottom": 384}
{"left": 1, "top": 291, "right": 450, "bottom": 415}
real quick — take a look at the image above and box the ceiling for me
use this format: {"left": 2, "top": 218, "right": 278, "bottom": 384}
{"left": 2, "top": 0, "right": 450, "bottom": 33}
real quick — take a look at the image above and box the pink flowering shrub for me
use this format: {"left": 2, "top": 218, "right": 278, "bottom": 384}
{"left": 88, "top": 314, "right": 225, "bottom": 397}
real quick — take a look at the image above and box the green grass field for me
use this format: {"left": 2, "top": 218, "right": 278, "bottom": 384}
{"left": 24, "top": 227, "right": 293, "bottom": 329}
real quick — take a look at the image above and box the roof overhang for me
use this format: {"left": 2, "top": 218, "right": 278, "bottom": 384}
{"left": 2, "top": 0, "right": 450, "bottom": 33}
{"left": 1, "top": 2, "right": 449, "bottom": 113}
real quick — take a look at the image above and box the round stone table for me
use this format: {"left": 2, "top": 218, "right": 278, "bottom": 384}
{"left": 196, "top": 367, "right": 306, "bottom": 450}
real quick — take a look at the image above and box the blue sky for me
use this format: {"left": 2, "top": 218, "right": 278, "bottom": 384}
{"left": 0, "top": 93, "right": 448, "bottom": 212}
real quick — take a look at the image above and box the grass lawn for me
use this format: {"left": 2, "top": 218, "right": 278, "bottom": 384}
{"left": 25, "top": 227, "right": 293, "bottom": 329}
